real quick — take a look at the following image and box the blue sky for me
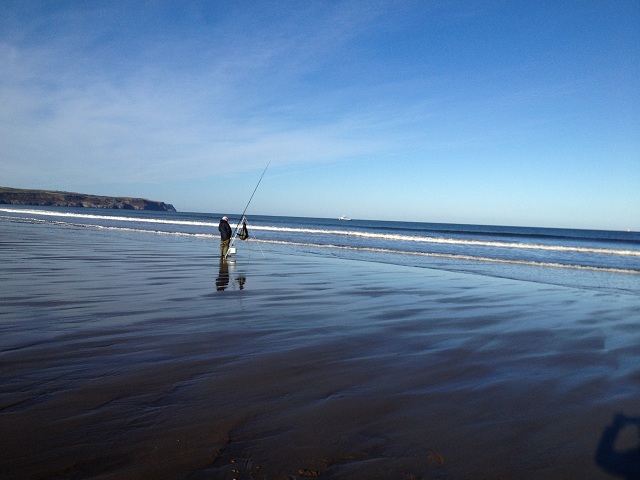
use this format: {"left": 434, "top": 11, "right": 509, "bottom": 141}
{"left": 1, "top": 1, "right": 638, "bottom": 230}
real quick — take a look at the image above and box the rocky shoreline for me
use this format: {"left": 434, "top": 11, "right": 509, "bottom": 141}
{"left": 0, "top": 187, "right": 176, "bottom": 212}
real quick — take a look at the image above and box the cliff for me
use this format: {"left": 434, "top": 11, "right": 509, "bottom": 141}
{"left": 0, "top": 187, "right": 177, "bottom": 212}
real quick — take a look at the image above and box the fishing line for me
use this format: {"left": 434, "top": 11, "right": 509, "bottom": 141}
{"left": 227, "top": 162, "right": 270, "bottom": 257}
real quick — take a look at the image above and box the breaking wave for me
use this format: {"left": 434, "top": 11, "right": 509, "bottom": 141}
{"left": 4, "top": 214, "right": 639, "bottom": 275}
{"left": 3, "top": 208, "right": 637, "bottom": 259}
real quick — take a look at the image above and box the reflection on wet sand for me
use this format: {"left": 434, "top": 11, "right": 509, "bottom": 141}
{"left": 3, "top": 218, "right": 639, "bottom": 479}
{"left": 216, "top": 258, "right": 246, "bottom": 291}
{"left": 216, "top": 258, "right": 229, "bottom": 291}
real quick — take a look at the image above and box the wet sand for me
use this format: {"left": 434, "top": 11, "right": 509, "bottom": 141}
{"left": 1, "top": 221, "right": 639, "bottom": 479}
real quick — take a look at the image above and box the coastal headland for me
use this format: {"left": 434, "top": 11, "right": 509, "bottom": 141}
{"left": 0, "top": 186, "right": 176, "bottom": 211}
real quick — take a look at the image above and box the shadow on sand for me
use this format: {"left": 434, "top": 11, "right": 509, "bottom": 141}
{"left": 596, "top": 413, "right": 640, "bottom": 480}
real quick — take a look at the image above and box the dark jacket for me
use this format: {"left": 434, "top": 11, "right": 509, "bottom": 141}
{"left": 218, "top": 219, "right": 232, "bottom": 241}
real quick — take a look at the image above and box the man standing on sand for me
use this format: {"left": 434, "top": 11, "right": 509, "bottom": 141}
{"left": 218, "top": 216, "right": 232, "bottom": 258}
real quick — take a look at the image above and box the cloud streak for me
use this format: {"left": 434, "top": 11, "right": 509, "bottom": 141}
{"left": 1, "top": 1, "right": 638, "bottom": 228}
{"left": 1, "top": 3, "right": 405, "bottom": 184}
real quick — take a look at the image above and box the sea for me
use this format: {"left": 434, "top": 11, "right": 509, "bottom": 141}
{"left": 1, "top": 205, "right": 639, "bottom": 296}
{"left": 2, "top": 204, "right": 640, "bottom": 479}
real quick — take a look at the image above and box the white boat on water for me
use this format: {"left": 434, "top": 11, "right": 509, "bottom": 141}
{"left": 339, "top": 215, "right": 352, "bottom": 221}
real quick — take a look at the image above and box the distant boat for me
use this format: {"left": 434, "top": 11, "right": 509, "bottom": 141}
{"left": 339, "top": 215, "right": 352, "bottom": 221}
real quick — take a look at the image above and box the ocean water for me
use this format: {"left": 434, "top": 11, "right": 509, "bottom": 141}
{"left": 2, "top": 205, "right": 640, "bottom": 479}
{"left": 1, "top": 206, "right": 639, "bottom": 295}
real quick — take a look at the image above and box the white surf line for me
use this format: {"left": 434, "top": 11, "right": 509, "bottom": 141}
{"left": 248, "top": 239, "right": 640, "bottom": 275}
{"left": 4, "top": 207, "right": 638, "bottom": 258}
{"left": 0, "top": 207, "right": 218, "bottom": 227}
{"left": 9, "top": 215, "right": 638, "bottom": 275}
{"left": 248, "top": 225, "right": 640, "bottom": 257}
{"left": 28, "top": 218, "right": 218, "bottom": 240}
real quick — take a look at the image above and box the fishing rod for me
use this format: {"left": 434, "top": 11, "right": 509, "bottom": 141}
{"left": 227, "top": 162, "right": 270, "bottom": 256}
{"left": 238, "top": 161, "right": 270, "bottom": 223}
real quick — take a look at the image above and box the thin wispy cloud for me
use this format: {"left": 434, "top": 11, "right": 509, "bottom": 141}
{"left": 1, "top": 1, "right": 638, "bottom": 228}
{"left": 1, "top": 3, "right": 402, "bottom": 183}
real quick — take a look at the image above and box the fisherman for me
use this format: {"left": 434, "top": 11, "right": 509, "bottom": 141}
{"left": 218, "top": 216, "right": 232, "bottom": 258}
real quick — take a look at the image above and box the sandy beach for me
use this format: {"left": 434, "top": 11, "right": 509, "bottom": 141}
{"left": 1, "top": 220, "right": 639, "bottom": 479}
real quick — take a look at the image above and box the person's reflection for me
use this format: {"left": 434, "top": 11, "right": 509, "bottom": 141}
{"left": 216, "top": 258, "right": 229, "bottom": 291}
{"left": 595, "top": 413, "right": 640, "bottom": 479}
